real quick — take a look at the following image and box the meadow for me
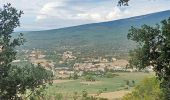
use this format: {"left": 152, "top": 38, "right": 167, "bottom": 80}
{"left": 45, "top": 72, "right": 154, "bottom": 99}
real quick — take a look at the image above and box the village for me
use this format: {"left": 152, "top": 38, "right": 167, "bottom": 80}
{"left": 11, "top": 49, "right": 153, "bottom": 79}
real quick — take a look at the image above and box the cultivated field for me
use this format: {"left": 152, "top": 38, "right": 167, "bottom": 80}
{"left": 46, "top": 72, "right": 154, "bottom": 100}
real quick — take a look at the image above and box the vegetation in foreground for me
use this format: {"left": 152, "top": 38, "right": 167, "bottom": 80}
{"left": 123, "top": 77, "right": 164, "bottom": 100}
{"left": 128, "top": 17, "right": 170, "bottom": 99}
{"left": 0, "top": 3, "right": 53, "bottom": 99}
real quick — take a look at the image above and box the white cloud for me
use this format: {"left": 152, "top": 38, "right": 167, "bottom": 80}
{"left": 36, "top": 1, "right": 67, "bottom": 20}
{"left": 1, "top": 0, "right": 170, "bottom": 31}
{"left": 36, "top": 0, "right": 124, "bottom": 23}
{"left": 106, "top": 7, "right": 122, "bottom": 20}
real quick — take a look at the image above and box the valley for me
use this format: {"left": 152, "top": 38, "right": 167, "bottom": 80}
{"left": 12, "top": 10, "right": 170, "bottom": 100}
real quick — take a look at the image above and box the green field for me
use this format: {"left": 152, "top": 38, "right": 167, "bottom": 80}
{"left": 46, "top": 72, "right": 154, "bottom": 96}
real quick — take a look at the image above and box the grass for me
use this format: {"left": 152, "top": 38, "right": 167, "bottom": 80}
{"left": 46, "top": 72, "right": 154, "bottom": 95}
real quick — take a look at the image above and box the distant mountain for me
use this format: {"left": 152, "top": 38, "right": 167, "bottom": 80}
{"left": 18, "top": 10, "right": 170, "bottom": 56}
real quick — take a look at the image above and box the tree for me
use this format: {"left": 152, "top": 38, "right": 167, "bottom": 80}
{"left": 105, "top": 72, "right": 114, "bottom": 78}
{"left": 84, "top": 75, "right": 95, "bottom": 81}
{"left": 127, "top": 18, "right": 170, "bottom": 99}
{"left": 123, "top": 77, "right": 164, "bottom": 100}
{"left": 73, "top": 72, "right": 78, "bottom": 80}
{"left": 116, "top": 0, "right": 157, "bottom": 6}
{"left": 0, "top": 3, "right": 53, "bottom": 99}
{"left": 117, "top": 0, "right": 130, "bottom": 6}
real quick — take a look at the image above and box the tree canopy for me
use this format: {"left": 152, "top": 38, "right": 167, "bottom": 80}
{"left": 117, "top": 0, "right": 130, "bottom": 6}
{"left": 127, "top": 18, "right": 170, "bottom": 99}
{"left": 0, "top": 3, "right": 53, "bottom": 99}
{"left": 123, "top": 77, "right": 164, "bottom": 100}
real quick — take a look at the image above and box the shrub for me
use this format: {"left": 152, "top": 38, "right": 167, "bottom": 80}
{"left": 82, "top": 90, "right": 88, "bottom": 97}
{"left": 84, "top": 75, "right": 96, "bottom": 81}
{"left": 73, "top": 72, "right": 79, "bottom": 80}
{"left": 73, "top": 92, "right": 78, "bottom": 100}
{"left": 54, "top": 93, "right": 63, "bottom": 100}
{"left": 99, "top": 98, "right": 108, "bottom": 100}
{"left": 123, "top": 77, "right": 164, "bottom": 100}
{"left": 105, "top": 72, "right": 114, "bottom": 78}
{"left": 83, "top": 96, "right": 98, "bottom": 100}
{"left": 97, "top": 90, "right": 103, "bottom": 96}
{"left": 103, "top": 88, "right": 107, "bottom": 91}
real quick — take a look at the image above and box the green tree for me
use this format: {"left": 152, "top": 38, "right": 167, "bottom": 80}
{"left": 0, "top": 3, "right": 53, "bottom": 99}
{"left": 73, "top": 72, "right": 79, "bottom": 80}
{"left": 123, "top": 77, "right": 164, "bottom": 100}
{"left": 82, "top": 90, "right": 88, "bottom": 98}
{"left": 84, "top": 75, "right": 95, "bottom": 81}
{"left": 73, "top": 92, "right": 78, "bottom": 100}
{"left": 105, "top": 72, "right": 115, "bottom": 78}
{"left": 127, "top": 18, "right": 170, "bottom": 99}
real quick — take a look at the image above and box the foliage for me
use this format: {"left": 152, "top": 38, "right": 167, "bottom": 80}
{"left": 82, "top": 96, "right": 98, "bottom": 100}
{"left": 45, "top": 72, "right": 151, "bottom": 95}
{"left": 0, "top": 3, "right": 53, "bottom": 99}
{"left": 125, "top": 80, "right": 130, "bottom": 86}
{"left": 127, "top": 17, "right": 170, "bottom": 99}
{"left": 117, "top": 0, "right": 130, "bottom": 6}
{"left": 84, "top": 75, "right": 96, "bottom": 81}
{"left": 73, "top": 72, "right": 79, "bottom": 80}
{"left": 105, "top": 72, "right": 115, "bottom": 78}
{"left": 82, "top": 90, "right": 88, "bottom": 98}
{"left": 98, "top": 98, "right": 108, "bottom": 100}
{"left": 81, "top": 90, "right": 108, "bottom": 100}
{"left": 123, "top": 77, "right": 164, "bottom": 100}
{"left": 73, "top": 92, "right": 78, "bottom": 100}
{"left": 131, "top": 80, "right": 135, "bottom": 87}
{"left": 18, "top": 10, "right": 170, "bottom": 59}
{"left": 29, "top": 91, "right": 63, "bottom": 100}
{"left": 96, "top": 90, "right": 103, "bottom": 96}
{"left": 54, "top": 93, "right": 63, "bottom": 100}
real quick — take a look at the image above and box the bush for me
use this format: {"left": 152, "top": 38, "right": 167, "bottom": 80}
{"left": 73, "top": 92, "right": 78, "bottom": 100}
{"left": 84, "top": 75, "right": 96, "bottom": 81}
{"left": 123, "top": 77, "right": 164, "bottom": 100}
{"left": 105, "top": 72, "right": 114, "bottom": 78}
{"left": 83, "top": 96, "right": 98, "bottom": 100}
{"left": 97, "top": 90, "right": 103, "bottom": 96}
{"left": 125, "top": 80, "right": 130, "bottom": 86}
{"left": 103, "top": 88, "right": 107, "bottom": 91}
{"left": 99, "top": 98, "right": 108, "bottom": 100}
{"left": 54, "top": 93, "right": 63, "bottom": 100}
{"left": 82, "top": 90, "right": 88, "bottom": 97}
{"left": 73, "top": 72, "right": 79, "bottom": 80}
{"left": 131, "top": 80, "right": 135, "bottom": 87}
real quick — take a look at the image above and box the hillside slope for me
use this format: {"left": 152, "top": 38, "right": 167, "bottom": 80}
{"left": 19, "top": 10, "right": 170, "bottom": 56}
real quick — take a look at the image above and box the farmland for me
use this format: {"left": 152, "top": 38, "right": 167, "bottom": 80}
{"left": 44, "top": 72, "right": 154, "bottom": 100}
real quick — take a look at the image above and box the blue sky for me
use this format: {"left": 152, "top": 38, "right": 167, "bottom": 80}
{"left": 0, "top": 0, "right": 170, "bottom": 31}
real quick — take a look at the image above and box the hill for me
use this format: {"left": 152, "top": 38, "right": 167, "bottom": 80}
{"left": 18, "top": 10, "right": 170, "bottom": 57}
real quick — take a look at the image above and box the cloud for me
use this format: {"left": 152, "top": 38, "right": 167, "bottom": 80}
{"left": 36, "top": 0, "right": 124, "bottom": 23}
{"left": 36, "top": 1, "right": 67, "bottom": 20}
{"left": 1, "top": 0, "right": 170, "bottom": 31}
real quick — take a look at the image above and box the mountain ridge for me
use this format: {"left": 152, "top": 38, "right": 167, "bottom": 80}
{"left": 18, "top": 10, "right": 170, "bottom": 57}
{"left": 21, "top": 10, "right": 170, "bottom": 33}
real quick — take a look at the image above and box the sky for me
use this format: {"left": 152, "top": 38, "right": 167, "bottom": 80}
{"left": 0, "top": 0, "right": 170, "bottom": 31}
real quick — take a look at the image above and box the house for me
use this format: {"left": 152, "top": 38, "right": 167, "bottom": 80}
{"left": 62, "top": 51, "right": 76, "bottom": 61}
